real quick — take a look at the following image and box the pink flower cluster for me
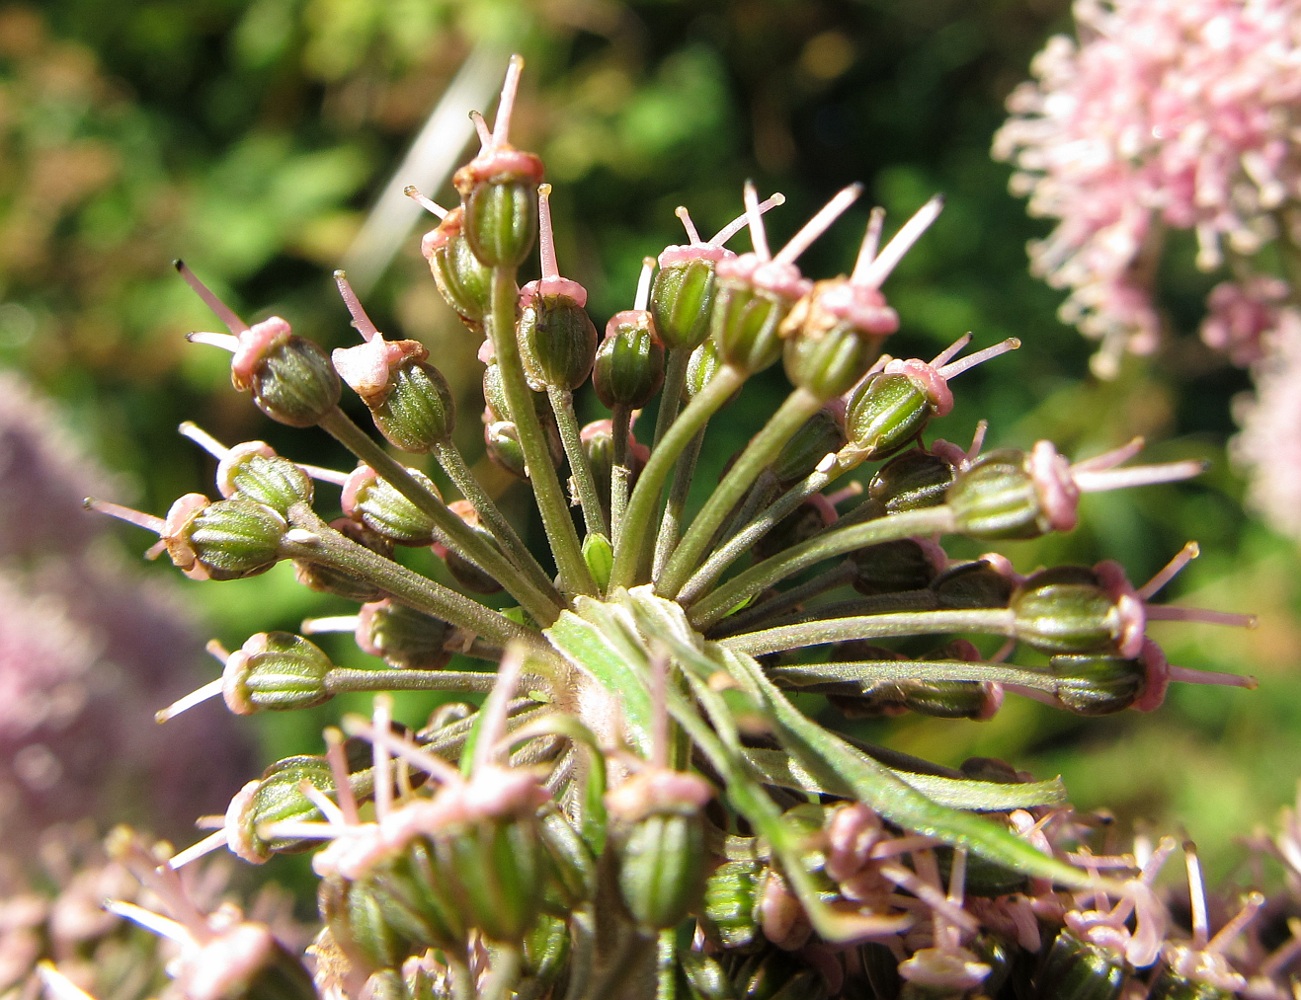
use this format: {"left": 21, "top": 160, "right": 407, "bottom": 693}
{"left": 993, "top": 0, "right": 1301, "bottom": 377}
{"left": 1231, "top": 308, "right": 1301, "bottom": 538}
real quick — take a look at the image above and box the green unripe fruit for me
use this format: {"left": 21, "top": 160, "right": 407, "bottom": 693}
{"left": 769, "top": 406, "right": 846, "bottom": 488}
{"left": 372, "top": 360, "right": 456, "bottom": 453}
{"left": 230, "top": 318, "right": 341, "bottom": 428}
{"left": 651, "top": 256, "right": 718, "bottom": 351}
{"left": 868, "top": 449, "right": 956, "bottom": 514}
{"left": 606, "top": 769, "right": 713, "bottom": 931}
{"left": 1049, "top": 652, "right": 1148, "bottom": 715}
{"left": 519, "top": 288, "right": 598, "bottom": 391}
{"left": 217, "top": 444, "right": 313, "bottom": 514}
{"left": 356, "top": 600, "right": 454, "bottom": 671}
{"left": 844, "top": 371, "right": 931, "bottom": 458}
{"left": 342, "top": 466, "right": 441, "bottom": 546}
{"left": 226, "top": 754, "right": 339, "bottom": 863}
{"left": 453, "top": 144, "right": 544, "bottom": 270}
{"left": 947, "top": 450, "right": 1046, "bottom": 540}
{"left": 422, "top": 208, "right": 491, "bottom": 325}
{"left": 167, "top": 495, "right": 287, "bottom": 581}
{"left": 685, "top": 336, "right": 725, "bottom": 400}
{"left": 1011, "top": 565, "right": 1121, "bottom": 655}
{"left": 319, "top": 876, "right": 420, "bottom": 974}
{"left": 703, "top": 860, "right": 763, "bottom": 948}
{"left": 222, "top": 632, "right": 334, "bottom": 714}
{"left": 594, "top": 310, "right": 666, "bottom": 409}
{"left": 1033, "top": 931, "right": 1126, "bottom": 1000}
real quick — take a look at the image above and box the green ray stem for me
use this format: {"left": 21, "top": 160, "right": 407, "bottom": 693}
{"left": 432, "top": 439, "right": 560, "bottom": 601}
{"left": 319, "top": 406, "right": 563, "bottom": 624}
{"left": 689, "top": 505, "right": 956, "bottom": 628}
{"left": 608, "top": 364, "right": 747, "bottom": 589}
{"left": 656, "top": 386, "right": 824, "bottom": 598}
{"left": 283, "top": 502, "right": 545, "bottom": 653}
{"left": 487, "top": 266, "right": 596, "bottom": 597}
{"left": 548, "top": 385, "right": 609, "bottom": 538}
{"left": 720, "top": 607, "right": 1018, "bottom": 658}
{"left": 676, "top": 444, "right": 869, "bottom": 605}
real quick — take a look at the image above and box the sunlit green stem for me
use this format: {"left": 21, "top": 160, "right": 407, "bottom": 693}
{"left": 676, "top": 445, "right": 868, "bottom": 604}
{"left": 548, "top": 385, "right": 609, "bottom": 538}
{"left": 282, "top": 502, "right": 543, "bottom": 652}
{"left": 609, "top": 402, "right": 633, "bottom": 550}
{"left": 324, "top": 667, "right": 510, "bottom": 695}
{"left": 769, "top": 658, "right": 1065, "bottom": 692}
{"left": 657, "top": 387, "right": 824, "bottom": 598}
{"left": 720, "top": 607, "right": 1018, "bottom": 657}
{"left": 651, "top": 427, "right": 705, "bottom": 580}
{"left": 650, "top": 348, "right": 691, "bottom": 449}
{"left": 609, "top": 364, "right": 746, "bottom": 589}
{"left": 711, "top": 559, "right": 858, "bottom": 635}
{"left": 715, "top": 588, "right": 940, "bottom": 637}
{"left": 318, "top": 406, "right": 563, "bottom": 624}
{"left": 722, "top": 650, "right": 1092, "bottom": 888}
{"left": 690, "top": 505, "right": 956, "bottom": 628}
{"left": 488, "top": 266, "right": 596, "bottom": 597}
{"left": 432, "top": 439, "right": 560, "bottom": 601}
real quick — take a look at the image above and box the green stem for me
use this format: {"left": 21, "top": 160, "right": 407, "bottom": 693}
{"left": 325, "top": 667, "right": 510, "bottom": 695}
{"left": 712, "top": 559, "right": 858, "bottom": 635}
{"left": 768, "top": 658, "right": 1062, "bottom": 692}
{"left": 283, "top": 502, "right": 542, "bottom": 652}
{"left": 646, "top": 351, "right": 696, "bottom": 594}
{"left": 720, "top": 607, "right": 1018, "bottom": 658}
{"left": 676, "top": 445, "right": 867, "bottom": 604}
{"left": 651, "top": 427, "right": 705, "bottom": 580}
{"left": 609, "top": 402, "right": 632, "bottom": 550}
{"left": 319, "top": 406, "right": 563, "bottom": 624}
{"left": 488, "top": 266, "right": 596, "bottom": 597}
{"left": 723, "top": 650, "right": 1091, "bottom": 889}
{"left": 714, "top": 588, "right": 941, "bottom": 638}
{"left": 609, "top": 365, "right": 747, "bottom": 589}
{"left": 480, "top": 944, "right": 522, "bottom": 1000}
{"left": 655, "top": 929, "right": 677, "bottom": 1000}
{"left": 657, "top": 387, "right": 824, "bottom": 598}
{"left": 548, "top": 385, "right": 609, "bottom": 537}
{"left": 432, "top": 439, "right": 561, "bottom": 602}
{"left": 689, "top": 505, "right": 956, "bottom": 628}
{"left": 650, "top": 348, "right": 690, "bottom": 449}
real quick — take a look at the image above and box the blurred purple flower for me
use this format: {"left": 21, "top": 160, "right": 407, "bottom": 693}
{"left": 0, "top": 371, "right": 255, "bottom": 855}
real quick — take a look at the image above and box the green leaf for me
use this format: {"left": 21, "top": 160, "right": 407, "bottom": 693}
{"left": 741, "top": 747, "right": 1068, "bottom": 811}
{"left": 543, "top": 597, "right": 654, "bottom": 754}
{"left": 622, "top": 586, "right": 1091, "bottom": 891}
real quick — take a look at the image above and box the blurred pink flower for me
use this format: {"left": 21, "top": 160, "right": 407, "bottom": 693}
{"left": 993, "top": 0, "right": 1301, "bottom": 376}
{"left": 0, "top": 372, "right": 255, "bottom": 855}
{"left": 1201, "top": 275, "right": 1291, "bottom": 366}
{"left": 1231, "top": 308, "right": 1301, "bottom": 539}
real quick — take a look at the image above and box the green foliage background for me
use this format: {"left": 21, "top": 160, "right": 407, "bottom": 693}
{"left": 2, "top": 0, "right": 1296, "bottom": 878}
